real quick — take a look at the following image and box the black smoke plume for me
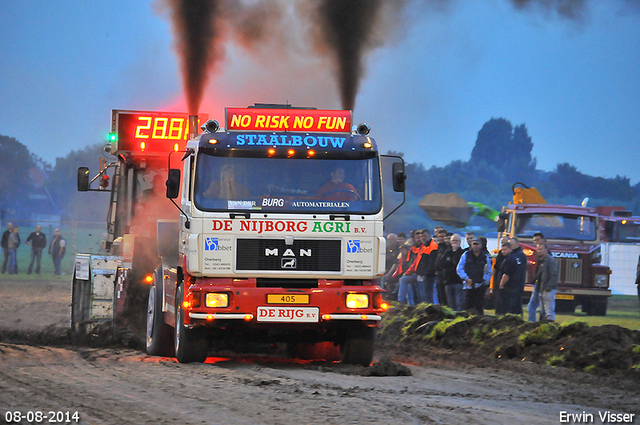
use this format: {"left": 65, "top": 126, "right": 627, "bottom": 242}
{"left": 168, "top": 0, "right": 223, "bottom": 115}
{"left": 510, "top": 0, "right": 587, "bottom": 20}
{"left": 310, "top": 0, "right": 384, "bottom": 111}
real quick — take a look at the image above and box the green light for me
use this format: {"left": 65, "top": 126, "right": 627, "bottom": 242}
{"left": 108, "top": 133, "right": 117, "bottom": 142}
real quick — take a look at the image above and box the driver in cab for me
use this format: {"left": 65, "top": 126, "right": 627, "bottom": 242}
{"left": 316, "top": 167, "right": 360, "bottom": 201}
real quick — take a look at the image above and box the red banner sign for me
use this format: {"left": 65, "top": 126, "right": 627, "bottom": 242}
{"left": 226, "top": 108, "right": 351, "bottom": 133}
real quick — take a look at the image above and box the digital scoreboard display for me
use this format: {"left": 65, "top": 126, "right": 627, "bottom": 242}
{"left": 111, "top": 110, "right": 208, "bottom": 153}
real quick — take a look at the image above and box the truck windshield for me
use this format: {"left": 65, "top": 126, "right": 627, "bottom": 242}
{"left": 193, "top": 152, "right": 382, "bottom": 214}
{"left": 514, "top": 213, "right": 597, "bottom": 241}
{"left": 613, "top": 221, "right": 640, "bottom": 243}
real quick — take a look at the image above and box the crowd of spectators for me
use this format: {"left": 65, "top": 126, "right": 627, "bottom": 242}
{"left": 381, "top": 228, "right": 557, "bottom": 321}
{"left": 1, "top": 222, "right": 66, "bottom": 275}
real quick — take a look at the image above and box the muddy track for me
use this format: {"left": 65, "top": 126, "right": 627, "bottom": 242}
{"left": 1, "top": 279, "right": 639, "bottom": 424}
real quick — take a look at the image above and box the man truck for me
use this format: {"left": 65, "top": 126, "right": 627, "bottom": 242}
{"left": 72, "top": 105, "right": 405, "bottom": 365}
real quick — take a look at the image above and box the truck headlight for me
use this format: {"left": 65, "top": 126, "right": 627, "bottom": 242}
{"left": 346, "top": 294, "right": 369, "bottom": 309}
{"left": 594, "top": 274, "right": 608, "bottom": 287}
{"left": 205, "top": 293, "right": 229, "bottom": 308}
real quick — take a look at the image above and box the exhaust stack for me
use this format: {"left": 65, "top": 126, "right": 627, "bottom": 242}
{"left": 188, "top": 115, "right": 199, "bottom": 140}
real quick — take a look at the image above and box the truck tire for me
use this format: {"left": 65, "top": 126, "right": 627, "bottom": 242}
{"left": 340, "top": 326, "right": 375, "bottom": 367}
{"left": 586, "top": 298, "right": 608, "bottom": 316}
{"left": 174, "top": 285, "right": 208, "bottom": 363}
{"left": 145, "top": 270, "right": 173, "bottom": 357}
{"left": 556, "top": 300, "right": 575, "bottom": 314}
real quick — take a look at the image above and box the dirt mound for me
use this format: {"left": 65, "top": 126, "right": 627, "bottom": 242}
{"left": 312, "top": 356, "right": 412, "bottom": 376}
{"left": 377, "top": 303, "right": 640, "bottom": 378}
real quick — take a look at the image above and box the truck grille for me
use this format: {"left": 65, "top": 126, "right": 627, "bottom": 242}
{"left": 560, "top": 258, "right": 582, "bottom": 284}
{"left": 236, "top": 239, "right": 341, "bottom": 272}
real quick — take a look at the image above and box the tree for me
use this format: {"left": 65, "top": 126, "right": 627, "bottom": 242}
{"left": 0, "top": 135, "right": 35, "bottom": 212}
{"left": 470, "top": 118, "right": 535, "bottom": 181}
{"left": 46, "top": 144, "right": 111, "bottom": 221}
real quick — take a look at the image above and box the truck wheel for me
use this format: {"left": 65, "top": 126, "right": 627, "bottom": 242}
{"left": 145, "top": 270, "right": 173, "bottom": 356}
{"left": 174, "top": 285, "right": 208, "bottom": 363}
{"left": 586, "top": 298, "right": 608, "bottom": 316}
{"left": 340, "top": 326, "right": 375, "bottom": 367}
{"left": 555, "top": 300, "right": 575, "bottom": 314}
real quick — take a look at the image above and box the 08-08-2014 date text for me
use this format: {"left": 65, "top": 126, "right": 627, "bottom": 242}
{"left": 3, "top": 411, "right": 80, "bottom": 423}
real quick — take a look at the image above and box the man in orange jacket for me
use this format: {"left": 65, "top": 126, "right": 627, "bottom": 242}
{"left": 414, "top": 229, "right": 439, "bottom": 303}
{"left": 397, "top": 230, "right": 424, "bottom": 305}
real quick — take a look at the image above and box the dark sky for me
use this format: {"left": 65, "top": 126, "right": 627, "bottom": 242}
{"left": 1, "top": 1, "right": 638, "bottom": 183}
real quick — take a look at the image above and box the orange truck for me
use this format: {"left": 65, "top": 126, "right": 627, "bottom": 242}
{"left": 72, "top": 105, "right": 406, "bottom": 364}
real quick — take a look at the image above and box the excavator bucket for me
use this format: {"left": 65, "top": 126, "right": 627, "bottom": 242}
{"left": 418, "top": 192, "right": 473, "bottom": 228}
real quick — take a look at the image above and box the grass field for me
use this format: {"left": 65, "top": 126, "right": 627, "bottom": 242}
{"left": 555, "top": 295, "right": 640, "bottom": 330}
{"left": 0, "top": 223, "right": 104, "bottom": 278}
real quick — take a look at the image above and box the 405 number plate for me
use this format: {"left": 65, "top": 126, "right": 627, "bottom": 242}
{"left": 266, "top": 294, "right": 310, "bottom": 304}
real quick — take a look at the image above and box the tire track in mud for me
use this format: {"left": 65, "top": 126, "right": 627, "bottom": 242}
{"left": 0, "top": 345, "right": 178, "bottom": 424}
{"left": 1, "top": 342, "right": 639, "bottom": 425}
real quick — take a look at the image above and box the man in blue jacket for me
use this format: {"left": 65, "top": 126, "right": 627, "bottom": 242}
{"left": 457, "top": 239, "right": 492, "bottom": 315}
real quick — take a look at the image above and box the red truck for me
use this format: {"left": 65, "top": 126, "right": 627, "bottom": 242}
{"left": 72, "top": 106, "right": 406, "bottom": 364}
{"left": 497, "top": 185, "right": 612, "bottom": 316}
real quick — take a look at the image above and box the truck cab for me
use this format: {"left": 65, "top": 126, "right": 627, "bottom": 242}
{"left": 147, "top": 105, "right": 405, "bottom": 364}
{"left": 499, "top": 202, "right": 611, "bottom": 315}
{"left": 74, "top": 106, "right": 405, "bottom": 364}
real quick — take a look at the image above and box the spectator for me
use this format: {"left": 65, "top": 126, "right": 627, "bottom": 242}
{"left": 398, "top": 230, "right": 426, "bottom": 305}
{"left": 492, "top": 235, "right": 510, "bottom": 315}
{"left": 528, "top": 232, "right": 547, "bottom": 321}
{"left": 409, "top": 229, "right": 418, "bottom": 246}
{"left": 532, "top": 232, "right": 546, "bottom": 245}
{"left": 381, "top": 233, "right": 400, "bottom": 297}
{"left": 415, "top": 229, "right": 438, "bottom": 304}
{"left": 457, "top": 238, "right": 492, "bottom": 315}
{"left": 1, "top": 222, "right": 14, "bottom": 274}
{"left": 7, "top": 226, "right": 20, "bottom": 274}
{"left": 534, "top": 242, "right": 558, "bottom": 321}
{"left": 498, "top": 239, "right": 526, "bottom": 315}
{"left": 397, "top": 232, "right": 407, "bottom": 246}
{"left": 438, "top": 234, "right": 465, "bottom": 310}
{"left": 434, "top": 228, "right": 449, "bottom": 306}
{"left": 394, "top": 243, "right": 414, "bottom": 305}
{"left": 509, "top": 237, "right": 528, "bottom": 316}
{"left": 49, "top": 229, "right": 66, "bottom": 276}
{"left": 26, "top": 225, "right": 47, "bottom": 275}
{"left": 464, "top": 232, "right": 475, "bottom": 251}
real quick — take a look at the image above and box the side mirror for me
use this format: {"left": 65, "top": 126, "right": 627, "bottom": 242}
{"left": 497, "top": 212, "right": 509, "bottom": 233}
{"left": 77, "top": 167, "right": 90, "bottom": 191}
{"left": 166, "top": 169, "right": 181, "bottom": 199}
{"left": 392, "top": 162, "right": 406, "bottom": 192}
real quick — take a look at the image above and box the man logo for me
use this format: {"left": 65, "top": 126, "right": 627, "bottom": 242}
{"left": 347, "top": 240, "right": 360, "bottom": 253}
{"left": 281, "top": 258, "right": 297, "bottom": 269}
{"left": 205, "top": 237, "right": 219, "bottom": 251}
